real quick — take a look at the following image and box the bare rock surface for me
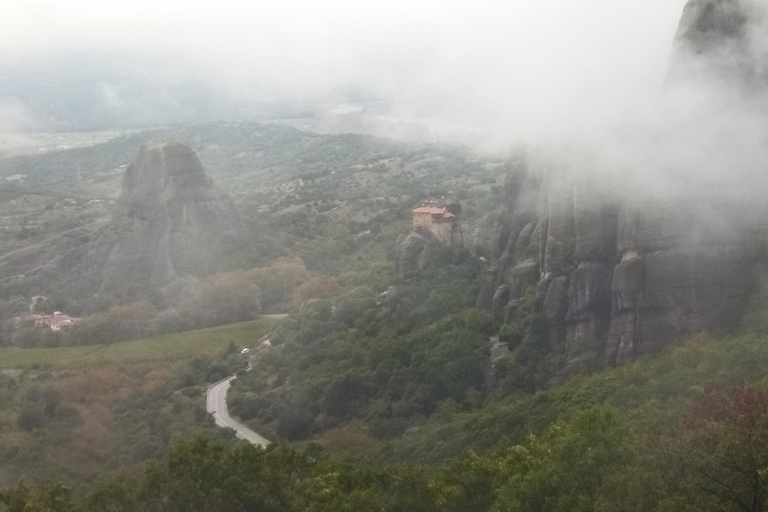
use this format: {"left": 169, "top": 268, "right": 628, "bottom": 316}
{"left": 477, "top": 0, "right": 768, "bottom": 376}
{"left": 0, "top": 140, "right": 242, "bottom": 303}
{"left": 476, "top": 267, "right": 502, "bottom": 310}
{"left": 394, "top": 231, "right": 435, "bottom": 280}
{"left": 669, "top": 0, "right": 764, "bottom": 86}
{"left": 97, "top": 139, "right": 242, "bottom": 294}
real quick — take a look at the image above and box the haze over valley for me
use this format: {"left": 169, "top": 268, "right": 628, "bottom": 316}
{"left": 5, "top": 1, "right": 768, "bottom": 510}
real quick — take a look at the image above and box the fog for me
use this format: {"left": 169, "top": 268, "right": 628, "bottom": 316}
{"left": 6, "top": 0, "right": 768, "bottom": 204}
{"left": 556, "top": 0, "right": 768, "bottom": 202}
{"left": 2, "top": 1, "right": 686, "bottom": 141}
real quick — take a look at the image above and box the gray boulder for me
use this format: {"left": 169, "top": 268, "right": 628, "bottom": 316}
{"left": 492, "top": 285, "right": 511, "bottom": 315}
{"left": 476, "top": 267, "right": 502, "bottom": 310}
{"left": 394, "top": 231, "right": 433, "bottom": 280}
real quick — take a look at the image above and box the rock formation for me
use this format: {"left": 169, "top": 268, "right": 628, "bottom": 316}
{"left": 394, "top": 196, "right": 464, "bottom": 280}
{"left": 482, "top": 161, "right": 768, "bottom": 375}
{"left": 479, "top": 0, "right": 768, "bottom": 375}
{"left": 0, "top": 139, "right": 242, "bottom": 304}
{"left": 394, "top": 231, "right": 436, "bottom": 280}
{"left": 668, "top": 0, "right": 766, "bottom": 87}
{"left": 97, "top": 139, "right": 242, "bottom": 294}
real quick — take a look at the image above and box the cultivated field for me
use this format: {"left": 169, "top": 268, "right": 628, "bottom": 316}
{"left": 0, "top": 318, "right": 276, "bottom": 370}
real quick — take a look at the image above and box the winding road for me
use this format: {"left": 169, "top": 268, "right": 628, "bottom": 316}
{"left": 207, "top": 374, "right": 270, "bottom": 447}
{"left": 205, "top": 314, "right": 288, "bottom": 447}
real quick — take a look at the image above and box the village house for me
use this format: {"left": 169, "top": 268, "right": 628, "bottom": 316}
{"left": 48, "top": 312, "right": 76, "bottom": 331}
{"left": 13, "top": 310, "right": 78, "bottom": 332}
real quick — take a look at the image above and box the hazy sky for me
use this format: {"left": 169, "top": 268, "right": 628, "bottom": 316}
{"left": 2, "top": 0, "right": 688, "bottom": 139}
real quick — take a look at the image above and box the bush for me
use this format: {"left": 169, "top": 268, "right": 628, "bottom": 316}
{"left": 370, "top": 417, "right": 410, "bottom": 440}
{"left": 11, "top": 327, "right": 42, "bottom": 348}
{"left": 322, "top": 373, "right": 372, "bottom": 418}
{"left": 71, "top": 301, "right": 158, "bottom": 345}
{"left": 179, "top": 271, "right": 261, "bottom": 329}
{"left": 206, "top": 362, "right": 230, "bottom": 383}
{"left": 277, "top": 408, "right": 315, "bottom": 440}
{"left": 247, "top": 256, "right": 308, "bottom": 308}
{"left": 499, "top": 322, "right": 525, "bottom": 350}
{"left": 17, "top": 405, "right": 45, "bottom": 431}
{"left": 292, "top": 276, "right": 341, "bottom": 305}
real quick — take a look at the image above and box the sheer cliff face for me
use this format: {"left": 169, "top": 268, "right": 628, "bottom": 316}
{"left": 481, "top": 0, "right": 768, "bottom": 374}
{"left": 98, "top": 139, "right": 242, "bottom": 294}
{"left": 668, "top": 0, "right": 767, "bottom": 88}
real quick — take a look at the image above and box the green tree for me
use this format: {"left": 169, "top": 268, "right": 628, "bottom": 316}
{"left": 491, "top": 406, "right": 635, "bottom": 512}
{"left": 86, "top": 475, "right": 140, "bottom": 512}
{"left": 141, "top": 435, "right": 225, "bottom": 512}
{"left": 71, "top": 301, "right": 157, "bottom": 345}
{"left": 0, "top": 479, "right": 79, "bottom": 512}
{"left": 180, "top": 271, "right": 261, "bottom": 329}
{"left": 292, "top": 276, "right": 340, "bottom": 305}
{"left": 661, "top": 386, "right": 768, "bottom": 512}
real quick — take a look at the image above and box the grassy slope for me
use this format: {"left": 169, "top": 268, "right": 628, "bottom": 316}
{"left": 0, "top": 318, "right": 277, "bottom": 486}
{"left": 0, "top": 318, "right": 276, "bottom": 370}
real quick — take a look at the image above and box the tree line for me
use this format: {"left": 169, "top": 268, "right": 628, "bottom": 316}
{"left": 5, "top": 384, "right": 768, "bottom": 511}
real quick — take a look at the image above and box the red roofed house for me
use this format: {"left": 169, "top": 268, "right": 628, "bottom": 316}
{"left": 412, "top": 198, "right": 463, "bottom": 246}
{"left": 47, "top": 311, "right": 77, "bottom": 331}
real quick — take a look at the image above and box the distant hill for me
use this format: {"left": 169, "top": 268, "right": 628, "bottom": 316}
{"left": 0, "top": 121, "right": 502, "bottom": 315}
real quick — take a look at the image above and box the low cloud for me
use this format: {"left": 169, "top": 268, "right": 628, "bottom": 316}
{"left": 0, "top": 97, "right": 38, "bottom": 132}
{"left": 1, "top": 1, "right": 687, "bottom": 140}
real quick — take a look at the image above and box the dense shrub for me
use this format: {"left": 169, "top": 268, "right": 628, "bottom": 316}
{"left": 70, "top": 301, "right": 158, "bottom": 345}
{"left": 17, "top": 405, "right": 45, "bottom": 431}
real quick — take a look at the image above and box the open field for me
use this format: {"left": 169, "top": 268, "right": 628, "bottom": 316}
{"left": 0, "top": 318, "right": 277, "bottom": 370}
{"left": 0, "top": 131, "right": 127, "bottom": 159}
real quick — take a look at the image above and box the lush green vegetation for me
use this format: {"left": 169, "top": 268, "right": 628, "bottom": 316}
{"left": 0, "top": 122, "right": 504, "bottom": 345}
{"left": 382, "top": 331, "right": 768, "bottom": 463}
{"left": 7, "top": 332, "right": 768, "bottom": 511}
{"left": 228, "top": 247, "right": 488, "bottom": 443}
{"left": 0, "top": 123, "right": 508, "bottom": 496}
{"left": 6, "top": 122, "right": 768, "bottom": 510}
{"left": 0, "top": 319, "right": 274, "bottom": 487}
{"left": 0, "top": 319, "right": 275, "bottom": 370}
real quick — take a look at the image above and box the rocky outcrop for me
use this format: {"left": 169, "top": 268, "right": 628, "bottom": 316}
{"left": 492, "top": 285, "right": 511, "bottom": 315}
{"left": 605, "top": 198, "right": 754, "bottom": 364}
{"left": 543, "top": 276, "right": 569, "bottom": 351}
{"left": 476, "top": 267, "right": 502, "bottom": 310}
{"left": 0, "top": 140, "right": 242, "bottom": 302}
{"left": 478, "top": 0, "right": 768, "bottom": 377}
{"left": 668, "top": 0, "right": 764, "bottom": 87}
{"left": 507, "top": 261, "right": 540, "bottom": 299}
{"left": 563, "top": 262, "right": 613, "bottom": 373}
{"left": 91, "top": 139, "right": 241, "bottom": 296}
{"left": 484, "top": 336, "right": 510, "bottom": 387}
{"left": 394, "top": 231, "right": 435, "bottom": 280}
{"left": 481, "top": 162, "right": 763, "bottom": 374}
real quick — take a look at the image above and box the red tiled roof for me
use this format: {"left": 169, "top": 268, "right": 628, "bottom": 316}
{"left": 50, "top": 315, "right": 74, "bottom": 327}
{"left": 412, "top": 207, "right": 454, "bottom": 218}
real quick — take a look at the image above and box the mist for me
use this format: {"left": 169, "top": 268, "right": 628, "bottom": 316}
{"left": 528, "top": 0, "right": 768, "bottom": 207}
{"left": 6, "top": 0, "right": 766, "bottom": 203}
{"left": 2, "top": 1, "right": 686, "bottom": 141}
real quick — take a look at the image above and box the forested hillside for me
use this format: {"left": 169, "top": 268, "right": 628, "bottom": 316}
{"left": 6, "top": 331, "right": 768, "bottom": 511}
{"left": 0, "top": 122, "right": 505, "bottom": 343}
{"left": 7, "top": 0, "right": 768, "bottom": 510}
